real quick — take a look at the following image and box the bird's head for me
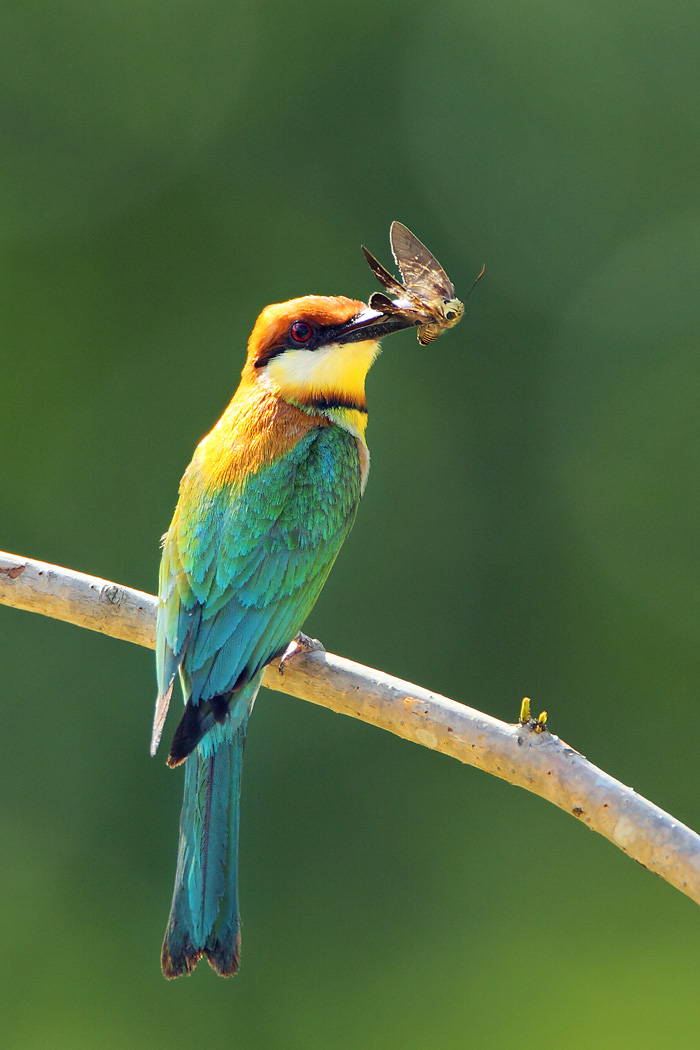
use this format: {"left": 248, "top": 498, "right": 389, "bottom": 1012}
{"left": 243, "top": 295, "right": 413, "bottom": 432}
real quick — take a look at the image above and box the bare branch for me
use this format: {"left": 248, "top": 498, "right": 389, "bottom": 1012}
{"left": 0, "top": 551, "right": 156, "bottom": 647}
{"left": 2, "top": 548, "right": 700, "bottom": 907}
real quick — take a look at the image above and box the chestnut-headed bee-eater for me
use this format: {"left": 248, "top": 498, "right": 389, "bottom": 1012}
{"left": 152, "top": 293, "right": 421, "bottom": 978}
{"left": 151, "top": 223, "right": 466, "bottom": 979}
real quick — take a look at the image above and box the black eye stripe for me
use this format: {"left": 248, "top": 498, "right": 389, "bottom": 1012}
{"left": 255, "top": 314, "right": 381, "bottom": 368}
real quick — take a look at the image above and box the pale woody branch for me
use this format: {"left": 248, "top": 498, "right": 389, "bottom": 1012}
{"left": 2, "top": 549, "right": 700, "bottom": 907}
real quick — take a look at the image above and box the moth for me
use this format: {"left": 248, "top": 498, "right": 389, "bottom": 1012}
{"left": 362, "top": 221, "right": 477, "bottom": 345}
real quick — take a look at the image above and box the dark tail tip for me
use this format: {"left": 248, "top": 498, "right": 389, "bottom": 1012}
{"left": 161, "top": 934, "right": 241, "bottom": 979}
{"left": 205, "top": 931, "right": 242, "bottom": 977}
{"left": 161, "top": 938, "right": 203, "bottom": 979}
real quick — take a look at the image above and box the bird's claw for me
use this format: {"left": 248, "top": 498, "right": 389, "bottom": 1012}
{"left": 278, "top": 631, "right": 326, "bottom": 674}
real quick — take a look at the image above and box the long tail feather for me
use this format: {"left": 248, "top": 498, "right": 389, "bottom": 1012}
{"left": 161, "top": 714, "right": 249, "bottom": 978}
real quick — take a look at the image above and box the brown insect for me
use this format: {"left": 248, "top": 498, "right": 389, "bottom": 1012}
{"left": 362, "top": 221, "right": 479, "bottom": 345}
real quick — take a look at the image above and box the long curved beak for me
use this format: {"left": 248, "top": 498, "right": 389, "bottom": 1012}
{"left": 333, "top": 305, "right": 417, "bottom": 344}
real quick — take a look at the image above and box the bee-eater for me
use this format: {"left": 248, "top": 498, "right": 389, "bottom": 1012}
{"left": 152, "top": 293, "right": 419, "bottom": 978}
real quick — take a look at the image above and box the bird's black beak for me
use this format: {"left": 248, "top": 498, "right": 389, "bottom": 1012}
{"left": 332, "top": 305, "right": 417, "bottom": 344}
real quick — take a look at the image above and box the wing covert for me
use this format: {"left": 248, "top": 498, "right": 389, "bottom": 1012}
{"left": 155, "top": 425, "right": 361, "bottom": 730}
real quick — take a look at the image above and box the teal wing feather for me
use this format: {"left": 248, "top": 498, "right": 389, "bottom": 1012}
{"left": 154, "top": 424, "right": 362, "bottom": 759}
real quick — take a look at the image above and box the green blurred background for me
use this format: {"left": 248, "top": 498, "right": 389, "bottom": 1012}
{"left": 2, "top": 1, "right": 700, "bottom": 1046}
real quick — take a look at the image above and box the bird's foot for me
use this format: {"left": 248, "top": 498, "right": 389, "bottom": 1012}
{"left": 278, "top": 631, "right": 326, "bottom": 674}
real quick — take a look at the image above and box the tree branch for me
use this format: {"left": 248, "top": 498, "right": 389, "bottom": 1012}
{"left": 2, "top": 548, "right": 699, "bottom": 906}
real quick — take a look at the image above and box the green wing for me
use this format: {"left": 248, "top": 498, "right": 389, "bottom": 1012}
{"left": 153, "top": 425, "right": 361, "bottom": 753}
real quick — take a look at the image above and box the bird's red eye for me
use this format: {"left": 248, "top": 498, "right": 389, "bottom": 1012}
{"left": 290, "top": 321, "right": 313, "bottom": 343}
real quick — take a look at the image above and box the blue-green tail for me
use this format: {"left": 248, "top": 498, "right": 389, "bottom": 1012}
{"left": 161, "top": 713, "right": 249, "bottom": 978}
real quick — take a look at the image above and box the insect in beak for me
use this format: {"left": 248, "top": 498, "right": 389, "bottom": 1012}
{"left": 362, "top": 221, "right": 481, "bottom": 345}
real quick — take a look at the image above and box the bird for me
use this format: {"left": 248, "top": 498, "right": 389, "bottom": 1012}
{"left": 151, "top": 291, "right": 420, "bottom": 978}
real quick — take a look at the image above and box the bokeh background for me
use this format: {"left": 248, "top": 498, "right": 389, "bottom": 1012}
{"left": 2, "top": 1, "right": 700, "bottom": 1047}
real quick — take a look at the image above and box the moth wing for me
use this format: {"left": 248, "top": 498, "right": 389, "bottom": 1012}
{"left": 361, "top": 245, "right": 407, "bottom": 297}
{"left": 368, "top": 289, "right": 428, "bottom": 322}
{"left": 390, "top": 221, "right": 456, "bottom": 300}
